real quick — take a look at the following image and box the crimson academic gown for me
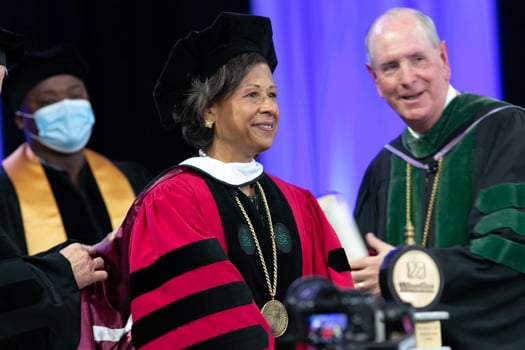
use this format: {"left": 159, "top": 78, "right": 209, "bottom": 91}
{"left": 125, "top": 165, "right": 353, "bottom": 349}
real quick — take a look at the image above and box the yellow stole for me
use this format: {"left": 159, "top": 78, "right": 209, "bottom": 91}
{"left": 2, "top": 143, "right": 136, "bottom": 254}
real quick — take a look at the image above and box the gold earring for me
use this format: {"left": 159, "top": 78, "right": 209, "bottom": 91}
{"left": 204, "top": 119, "right": 214, "bottom": 128}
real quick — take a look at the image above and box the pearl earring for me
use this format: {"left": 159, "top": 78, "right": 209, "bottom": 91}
{"left": 204, "top": 119, "right": 214, "bottom": 128}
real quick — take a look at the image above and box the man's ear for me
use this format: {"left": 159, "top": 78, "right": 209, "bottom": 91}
{"left": 439, "top": 40, "right": 451, "bottom": 81}
{"left": 366, "top": 62, "right": 376, "bottom": 80}
{"left": 366, "top": 63, "right": 384, "bottom": 99}
{"left": 14, "top": 113, "right": 24, "bottom": 130}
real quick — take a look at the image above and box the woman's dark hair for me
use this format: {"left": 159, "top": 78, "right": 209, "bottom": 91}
{"left": 174, "top": 52, "right": 269, "bottom": 149}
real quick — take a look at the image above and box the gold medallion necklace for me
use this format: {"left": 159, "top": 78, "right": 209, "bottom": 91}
{"left": 234, "top": 181, "right": 288, "bottom": 337}
{"left": 405, "top": 157, "right": 443, "bottom": 247}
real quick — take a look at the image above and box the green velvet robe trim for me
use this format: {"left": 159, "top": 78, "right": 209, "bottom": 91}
{"left": 474, "top": 208, "right": 525, "bottom": 236}
{"left": 471, "top": 234, "right": 525, "bottom": 273}
{"left": 402, "top": 94, "right": 499, "bottom": 158}
{"left": 387, "top": 140, "right": 474, "bottom": 248}
{"left": 434, "top": 135, "right": 473, "bottom": 247}
{"left": 386, "top": 143, "right": 474, "bottom": 248}
{"left": 386, "top": 158, "right": 422, "bottom": 246}
{"left": 475, "top": 183, "right": 525, "bottom": 214}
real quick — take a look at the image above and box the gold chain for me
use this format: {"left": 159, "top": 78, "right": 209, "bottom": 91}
{"left": 234, "top": 182, "right": 278, "bottom": 299}
{"left": 405, "top": 157, "right": 443, "bottom": 247}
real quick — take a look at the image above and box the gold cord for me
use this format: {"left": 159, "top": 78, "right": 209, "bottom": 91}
{"left": 405, "top": 157, "right": 443, "bottom": 247}
{"left": 405, "top": 160, "right": 416, "bottom": 245}
{"left": 234, "top": 182, "right": 278, "bottom": 299}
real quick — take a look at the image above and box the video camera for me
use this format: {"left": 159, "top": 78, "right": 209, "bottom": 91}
{"left": 281, "top": 276, "right": 416, "bottom": 350}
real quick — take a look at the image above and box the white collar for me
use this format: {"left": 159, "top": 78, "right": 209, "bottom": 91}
{"left": 180, "top": 151, "right": 264, "bottom": 186}
{"left": 444, "top": 84, "right": 459, "bottom": 108}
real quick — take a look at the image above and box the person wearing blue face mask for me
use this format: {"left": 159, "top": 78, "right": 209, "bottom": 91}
{"left": 0, "top": 44, "right": 153, "bottom": 256}
{"left": 0, "top": 29, "right": 113, "bottom": 350}
{"left": 16, "top": 98, "right": 95, "bottom": 154}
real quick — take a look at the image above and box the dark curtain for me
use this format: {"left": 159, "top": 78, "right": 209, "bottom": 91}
{"left": 0, "top": 0, "right": 250, "bottom": 175}
{"left": 497, "top": 2, "right": 525, "bottom": 108}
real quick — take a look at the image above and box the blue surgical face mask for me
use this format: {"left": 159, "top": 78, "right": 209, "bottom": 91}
{"left": 17, "top": 99, "right": 95, "bottom": 154}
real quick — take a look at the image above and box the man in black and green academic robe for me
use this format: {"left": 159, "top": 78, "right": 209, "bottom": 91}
{"left": 351, "top": 7, "right": 525, "bottom": 350}
{"left": 355, "top": 92, "right": 525, "bottom": 350}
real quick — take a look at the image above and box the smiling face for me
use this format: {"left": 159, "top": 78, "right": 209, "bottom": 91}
{"left": 366, "top": 10, "right": 451, "bottom": 133}
{"left": 204, "top": 62, "right": 279, "bottom": 162}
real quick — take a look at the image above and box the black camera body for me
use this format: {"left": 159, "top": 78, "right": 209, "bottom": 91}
{"left": 283, "top": 276, "right": 416, "bottom": 350}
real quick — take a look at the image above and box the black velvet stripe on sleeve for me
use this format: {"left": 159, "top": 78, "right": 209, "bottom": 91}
{"left": 0, "top": 327, "right": 52, "bottom": 349}
{"left": 130, "top": 238, "right": 228, "bottom": 299}
{"left": 183, "top": 325, "right": 268, "bottom": 350}
{"left": 327, "top": 248, "right": 351, "bottom": 272}
{"left": 131, "top": 281, "right": 254, "bottom": 348}
{"left": 0, "top": 229, "right": 21, "bottom": 257}
{"left": 0, "top": 259, "right": 45, "bottom": 314}
{"left": 0, "top": 279, "right": 43, "bottom": 313}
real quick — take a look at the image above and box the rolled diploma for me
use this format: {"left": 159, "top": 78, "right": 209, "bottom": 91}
{"left": 317, "top": 193, "right": 368, "bottom": 259}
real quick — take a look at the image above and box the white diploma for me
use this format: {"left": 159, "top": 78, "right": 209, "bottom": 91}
{"left": 317, "top": 192, "right": 369, "bottom": 259}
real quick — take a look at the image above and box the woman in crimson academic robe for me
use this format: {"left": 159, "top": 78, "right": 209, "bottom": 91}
{"left": 124, "top": 12, "right": 354, "bottom": 350}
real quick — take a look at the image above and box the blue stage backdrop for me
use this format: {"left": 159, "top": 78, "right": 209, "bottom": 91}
{"left": 251, "top": 0, "right": 500, "bottom": 210}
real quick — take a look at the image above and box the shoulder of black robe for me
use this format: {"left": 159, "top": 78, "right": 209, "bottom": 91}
{"left": 429, "top": 104, "right": 525, "bottom": 350}
{"left": 0, "top": 167, "right": 26, "bottom": 251}
{"left": 0, "top": 226, "right": 80, "bottom": 349}
{"left": 0, "top": 28, "right": 24, "bottom": 66}
{"left": 353, "top": 145, "right": 395, "bottom": 243}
